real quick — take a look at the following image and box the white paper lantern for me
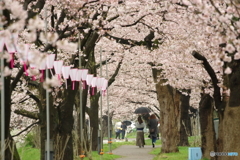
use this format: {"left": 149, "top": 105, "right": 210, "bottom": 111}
{"left": 76, "top": 69, "right": 82, "bottom": 81}
{"left": 70, "top": 68, "right": 78, "bottom": 90}
{"left": 81, "top": 69, "right": 88, "bottom": 89}
{"left": 61, "top": 66, "right": 70, "bottom": 89}
{"left": 0, "top": 37, "right": 4, "bottom": 52}
{"left": 39, "top": 57, "right": 46, "bottom": 82}
{"left": 47, "top": 54, "right": 55, "bottom": 69}
{"left": 90, "top": 77, "right": 97, "bottom": 96}
{"left": 97, "top": 77, "right": 105, "bottom": 89}
{"left": 81, "top": 69, "right": 88, "bottom": 81}
{"left": 91, "top": 77, "right": 97, "bottom": 87}
{"left": 53, "top": 61, "right": 63, "bottom": 78}
{"left": 102, "top": 79, "right": 108, "bottom": 90}
{"left": 96, "top": 78, "right": 101, "bottom": 88}
{"left": 102, "top": 79, "right": 108, "bottom": 95}
{"left": 86, "top": 74, "right": 93, "bottom": 86}
{"left": 5, "top": 33, "right": 17, "bottom": 53}
{"left": 39, "top": 57, "right": 46, "bottom": 70}
{"left": 62, "top": 66, "right": 70, "bottom": 79}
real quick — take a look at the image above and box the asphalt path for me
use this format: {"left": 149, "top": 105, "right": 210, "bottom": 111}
{"left": 103, "top": 138, "right": 160, "bottom": 160}
{"left": 112, "top": 144, "right": 160, "bottom": 160}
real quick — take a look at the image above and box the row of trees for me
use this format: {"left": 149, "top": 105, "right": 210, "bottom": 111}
{"left": 1, "top": 0, "right": 240, "bottom": 160}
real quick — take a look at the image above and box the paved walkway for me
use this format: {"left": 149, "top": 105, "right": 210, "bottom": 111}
{"left": 112, "top": 144, "right": 160, "bottom": 160}
{"left": 103, "top": 138, "right": 160, "bottom": 160}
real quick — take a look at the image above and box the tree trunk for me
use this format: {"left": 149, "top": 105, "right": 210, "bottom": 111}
{"left": 102, "top": 115, "right": 108, "bottom": 137}
{"left": 217, "top": 105, "right": 240, "bottom": 160}
{"left": 192, "top": 51, "right": 240, "bottom": 160}
{"left": 55, "top": 87, "right": 76, "bottom": 160}
{"left": 1, "top": 70, "right": 20, "bottom": 160}
{"left": 39, "top": 84, "right": 57, "bottom": 160}
{"left": 86, "top": 92, "right": 100, "bottom": 151}
{"left": 102, "top": 112, "right": 114, "bottom": 138}
{"left": 199, "top": 93, "right": 216, "bottom": 160}
{"left": 152, "top": 68, "right": 180, "bottom": 153}
{"left": 218, "top": 61, "right": 240, "bottom": 160}
{"left": 178, "top": 93, "right": 190, "bottom": 146}
{"left": 81, "top": 31, "right": 100, "bottom": 152}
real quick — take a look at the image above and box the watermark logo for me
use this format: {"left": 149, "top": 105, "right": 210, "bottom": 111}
{"left": 228, "top": 152, "right": 239, "bottom": 156}
{"left": 210, "top": 151, "right": 215, "bottom": 157}
{"left": 210, "top": 151, "right": 238, "bottom": 157}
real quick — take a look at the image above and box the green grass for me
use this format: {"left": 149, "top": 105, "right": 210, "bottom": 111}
{"left": 18, "top": 138, "right": 137, "bottom": 160}
{"left": 75, "top": 140, "right": 137, "bottom": 160}
{"left": 18, "top": 135, "right": 204, "bottom": 160}
{"left": 151, "top": 136, "right": 206, "bottom": 160}
{"left": 151, "top": 146, "right": 188, "bottom": 160}
{"left": 18, "top": 145, "right": 40, "bottom": 160}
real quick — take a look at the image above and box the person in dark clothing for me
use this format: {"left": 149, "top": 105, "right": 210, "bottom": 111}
{"left": 121, "top": 122, "right": 127, "bottom": 140}
{"left": 147, "top": 114, "right": 159, "bottom": 148}
{"left": 115, "top": 127, "right": 121, "bottom": 139}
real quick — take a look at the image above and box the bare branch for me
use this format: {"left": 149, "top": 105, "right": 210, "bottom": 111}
{"left": 105, "top": 32, "right": 142, "bottom": 47}
{"left": 209, "top": 0, "right": 222, "bottom": 15}
{"left": 14, "top": 109, "right": 39, "bottom": 120}
{"left": 120, "top": 14, "right": 149, "bottom": 27}
{"left": 107, "top": 14, "right": 120, "bottom": 22}
{"left": 12, "top": 121, "right": 40, "bottom": 137}
{"left": 108, "top": 57, "right": 124, "bottom": 87}
{"left": 11, "top": 67, "right": 24, "bottom": 92}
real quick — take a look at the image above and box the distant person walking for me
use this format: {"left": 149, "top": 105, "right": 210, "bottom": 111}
{"left": 147, "top": 114, "right": 158, "bottom": 148}
{"left": 121, "top": 122, "right": 127, "bottom": 140}
{"left": 136, "top": 116, "right": 145, "bottom": 148}
{"left": 115, "top": 127, "right": 121, "bottom": 139}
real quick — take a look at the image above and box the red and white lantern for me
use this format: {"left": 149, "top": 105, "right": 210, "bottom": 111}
{"left": 5, "top": 33, "right": 18, "bottom": 69}
{"left": 81, "top": 69, "right": 88, "bottom": 89}
{"left": 46, "top": 54, "right": 55, "bottom": 76}
{"left": 0, "top": 34, "right": 4, "bottom": 52}
{"left": 70, "top": 68, "right": 78, "bottom": 90}
{"left": 53, "top": 61, "right": 63, "bottom": 80}
{"left": 91, "top": 77, "right": 97, "bottom": 95}
{"left": 39, "top": 57, "right": 46, "bottom": 82}
{"left": 62, "top": 66, "right": 70, "bottom": 88}
{"left": 76, "top": 69, "right": 82, "bottom": 81}
{"left": 86, "top": 74, "right": 93, "bottom": 86}
{"left": 102, "top": 79, "right": 108, "bottom": 96}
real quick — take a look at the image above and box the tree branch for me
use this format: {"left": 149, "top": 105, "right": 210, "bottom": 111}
{"left": 14, "top": 109, "right": 39, "bottom": 120}
{"left": 12, "top": 121, "right": 40, "bottom": 137}
{"left": 26, "top": 0, "right": 46, "bottom": 20}
{"left": 107, "top": 14, "right": 119, "bottom": 22}
{"left": 191, "top": 51, "right": 222, "bottom": 110}
{"left": 209, "top": 0, "right": 222, "bottom": 15}
{"left": 120, "top": 14, "right": 149, "bottom": 27}
{"left": 108, "top": 57, "right": 124, "bottom": 87}
{"left": 11, "top": 67, "right": 24, "bottom": 92}
{"left": 95, "top": 56, "right": 114, "bottom": 69}
{"left": 105, "top": 32, "right": 142, "bottom": 47}
{"left": 27, "top": 90, "right": 41, "bottom": 105}
{"left": 56, "top": 9, "right": 66, "bottom": 32}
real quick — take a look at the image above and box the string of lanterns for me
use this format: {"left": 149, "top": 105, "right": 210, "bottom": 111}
{"left": 0, "top": 30, "right": 108, "bottom": 95}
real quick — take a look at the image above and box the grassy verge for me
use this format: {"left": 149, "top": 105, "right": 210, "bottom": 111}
{"left": 74, "top": 139, "right": 138, "bottom": 160}
{"left": 150, "top": 136, "right": 208, "bottom": 160}
{"left": 18, "top": 135, "right": 205, "bottom": 160}
{"left": 18, "top": 138, "right": 137, "bottom": 160}
{"left": 18, "top": 145, "right": 40, "bottom": 160}
{"left": 151, "top": 146, "right": 188, "bottom": 160}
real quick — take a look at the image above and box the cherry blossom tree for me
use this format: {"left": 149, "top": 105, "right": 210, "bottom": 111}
{"left": 2, "top": 1, "right": 240, "bottom": 160}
